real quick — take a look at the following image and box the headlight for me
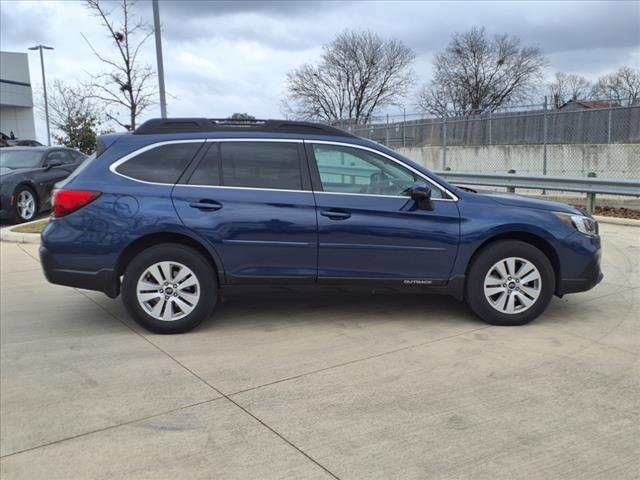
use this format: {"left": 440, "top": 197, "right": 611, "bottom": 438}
{"left": 553, "top": 212, "right": 598, "bottom": 236}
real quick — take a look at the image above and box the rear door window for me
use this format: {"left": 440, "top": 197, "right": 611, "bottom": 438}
{"left": 188, "top": 142, "right": 303, "bottom": 190}
{"left": 188, "top": 144, "right": 220, "bottom": 186}
{"left": 116, "top": 142, "right": 203, "bottom": 183}
{"left": 220, "top": 142, "right": 302, "bottom": 190}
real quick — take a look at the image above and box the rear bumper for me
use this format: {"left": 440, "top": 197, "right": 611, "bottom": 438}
{"left": 40, "top": 245, "right": 120, "bottom": 298}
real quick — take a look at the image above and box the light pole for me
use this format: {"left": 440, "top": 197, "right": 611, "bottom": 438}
{"left": 28, "top": 45, "right": 54, "bottom": 146}
{"left": 152, "top": 0, "right": 167, "bottom": 118}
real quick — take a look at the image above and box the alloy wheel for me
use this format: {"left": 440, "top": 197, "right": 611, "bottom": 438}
{"left": 136, "top": 261, "right": 201, "bottom": 321}
{"left": 483, "top": 257, "right": 542, "bottom": 314}
{"left": 17, "top": 190, "right": 36, "bottom": 220}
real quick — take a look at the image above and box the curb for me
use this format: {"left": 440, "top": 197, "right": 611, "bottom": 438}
{"left": 0, "top": 219, "right": 44, "bottom": 244}
{"left": 593, "top": 215, "right": 640, "bottom": 227}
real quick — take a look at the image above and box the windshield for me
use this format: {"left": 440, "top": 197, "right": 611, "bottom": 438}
{"left": 0, "top": 150, "right": 43, "bottom": 169}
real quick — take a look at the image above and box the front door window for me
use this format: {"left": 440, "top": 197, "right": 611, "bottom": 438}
{"left": 312, "top": 144, "right": 443, "bottom": 198}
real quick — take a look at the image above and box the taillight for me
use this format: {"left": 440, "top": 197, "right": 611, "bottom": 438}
{"left": 52, "top": 189, "right": 101, "bottom": 218}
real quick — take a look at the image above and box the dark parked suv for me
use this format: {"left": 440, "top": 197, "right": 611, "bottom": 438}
{"left": 40, "top": 118, "right": 602, "bottom": 333}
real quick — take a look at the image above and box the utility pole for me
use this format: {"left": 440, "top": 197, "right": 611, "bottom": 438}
{"left": 28, "top": 45, "right": 54, "bottom": 145}
{"left": 152, "top": 0, "right": 167, "bottom": 118}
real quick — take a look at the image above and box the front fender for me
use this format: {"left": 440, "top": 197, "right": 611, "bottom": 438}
{"left": 451, "top": 199, "right": 570, "bottom": 278}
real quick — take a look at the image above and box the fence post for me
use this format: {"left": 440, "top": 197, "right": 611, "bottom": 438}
{"left": 442, "top": 117, "right": 448, "bottom": 170}
{"left": 403, "top": 108, "right": 406, "bottom": 148}
{"left": 543, "top": 96, "right": 548, "bottom": 176}
{"left": 385, "top": 114, "right": 390, "bottom": 146}
{"left": 586, "top": 172, "right": 597, "bottom": 214}
{"left": 488, "top": 110, "right": 492, "bottom": 145}
{"left": 607, "top": 101, "right": 612, "bottom": 144}
{"left": 507, "top": 169, "right": 516, "bottom": 193}
{"left": 542, "top": 96, "right": 548, "bottom": 195}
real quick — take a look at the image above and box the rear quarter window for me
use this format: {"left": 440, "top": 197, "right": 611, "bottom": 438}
{"left": 115, "top": 142, "right": 203, "bottom": 184}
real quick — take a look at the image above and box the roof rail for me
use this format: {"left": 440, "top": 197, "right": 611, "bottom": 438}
{"left": 133, "top": 118, "right": 355, "bottom": 138}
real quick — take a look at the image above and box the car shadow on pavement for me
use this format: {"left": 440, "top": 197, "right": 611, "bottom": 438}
{"left": 78, "top": 282, "right": 617, "bottom": 335}
{"left": 195, "top": 290, "right": 478, "bottom": 333}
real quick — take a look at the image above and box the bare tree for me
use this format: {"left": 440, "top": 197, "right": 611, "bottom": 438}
{"left": 46, "top": 81, "right": 100, "bottom": 127}
{"left": 229, "top": 113, "right": 256, "bottom": 120}
{"left": 548, "top": 72, "right": 591, "bottom": 108}
{"left": 83, "top": 0, "right": 156, "bottom": 130}
{"left": 284, "top": 30, "right": 415, "bottom": 124}
{"left": 40, "top": 80, "right": 108, "bottom": 153}
{"left": 591, "top": 66, "right": 640, "bottom": 106}
{"left": 417, "top": 27, "right": 546, "bottom": 117}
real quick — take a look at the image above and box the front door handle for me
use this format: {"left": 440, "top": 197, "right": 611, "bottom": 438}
{"left": 189, "top": 199, "right": 222, "bottom": 211}
{"left": 320, "top": 209, "right": 351, "bottom": 220}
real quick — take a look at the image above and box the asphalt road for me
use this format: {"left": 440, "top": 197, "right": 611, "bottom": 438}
{"left": 1, "top": 224, "right": 638, "bottom": 479}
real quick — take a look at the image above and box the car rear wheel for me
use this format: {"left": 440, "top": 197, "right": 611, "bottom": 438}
{"left": 465, "top": 240, "right": 555, "bottom": 326}
{"left": 122, "top": 243, "right": 217, "bottom": 333}
{"left": 14, "top": 186, "right": 38, "bottom": 223}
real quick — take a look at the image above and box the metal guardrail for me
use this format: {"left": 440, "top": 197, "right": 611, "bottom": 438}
{"left": 434, "top": 171, "right": 640, "bottom": 213}
{"left": 309, "top": 164, "right": 639, "bottom": 212}
{"left": 434, "top": 172, "right": 640, "bottom": 196}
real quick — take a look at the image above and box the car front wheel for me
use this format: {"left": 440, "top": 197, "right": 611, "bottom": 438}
{"left": 465, "top": 240, "right": 555, "bottom": 326}
{"left": 122, "top": 243, "right": 217, "bottom": 333}
{"left": 14, "top": 186, "right": 38, "bottom": 223}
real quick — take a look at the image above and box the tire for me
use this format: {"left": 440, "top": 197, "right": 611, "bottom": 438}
{"left": 465, "top": 240, "right": 555, "bottom": 326}
{"left": 122, "top": 243, "right": 217, "bottom": 334}
{"left": 13, "top": 186, "right": 38, "bottom": 223}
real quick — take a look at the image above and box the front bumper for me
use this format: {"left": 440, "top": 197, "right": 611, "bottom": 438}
{"left": 556, "top": 232, "right": 603, "bottom": 296}
{"left": 0, "top": 191, "right": 13, "bottom": 219}
{"left": 557, "top": 249, "right": 603, "bottom": 295}
{"left": 40, "top": 244, "right": 120, "bottom": 298}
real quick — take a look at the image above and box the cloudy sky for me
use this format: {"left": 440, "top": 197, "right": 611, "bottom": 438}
{"left": 1, "top": 0, "right": 639, "bottom": 142}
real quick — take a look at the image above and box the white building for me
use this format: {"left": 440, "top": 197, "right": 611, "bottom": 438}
{"left": 0, "top": 51, "right": 36, "bottom": 140}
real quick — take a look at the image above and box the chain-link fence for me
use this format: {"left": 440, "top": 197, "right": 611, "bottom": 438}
{"left": 330, "top": 100, "right": 640, "bottom": 180}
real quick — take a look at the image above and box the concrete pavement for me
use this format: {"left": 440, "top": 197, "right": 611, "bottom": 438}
{"left": 1, "top": 224, "right": 638, "bottom": 479}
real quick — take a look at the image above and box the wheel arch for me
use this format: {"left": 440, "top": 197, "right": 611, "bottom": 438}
{"left": 116, "top": 232, "right": 224, "bottom": 285}
{"left": 14, "top": 181, "right": 40, "bottom": 205}
{"left": 465, "top": 231, "right": 561, "bottom": 294}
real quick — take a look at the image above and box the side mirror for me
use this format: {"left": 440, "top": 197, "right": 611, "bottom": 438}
{"left": 410, "top": 181, "right": 434, "bottom": 210}
{"left": 45, "top": 159, "right": 63, "bottom": 170}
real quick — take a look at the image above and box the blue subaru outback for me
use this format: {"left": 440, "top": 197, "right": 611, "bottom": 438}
{"left": 40, "top": 118, "right": 602, "bottom": 333}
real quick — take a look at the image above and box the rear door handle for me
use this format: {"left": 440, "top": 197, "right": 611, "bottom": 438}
{"left": 189, "top": 200, "right": 222, "bottom": 211}
{"left": 320, "top": 209, "right": 351, "bottom": 220}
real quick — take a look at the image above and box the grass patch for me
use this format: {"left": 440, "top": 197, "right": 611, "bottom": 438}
{"left": 12, "top": 219, "right": 49, "bottom": 234}
{"left": 595, "top": 206, "right": 640, "bottom": 220}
